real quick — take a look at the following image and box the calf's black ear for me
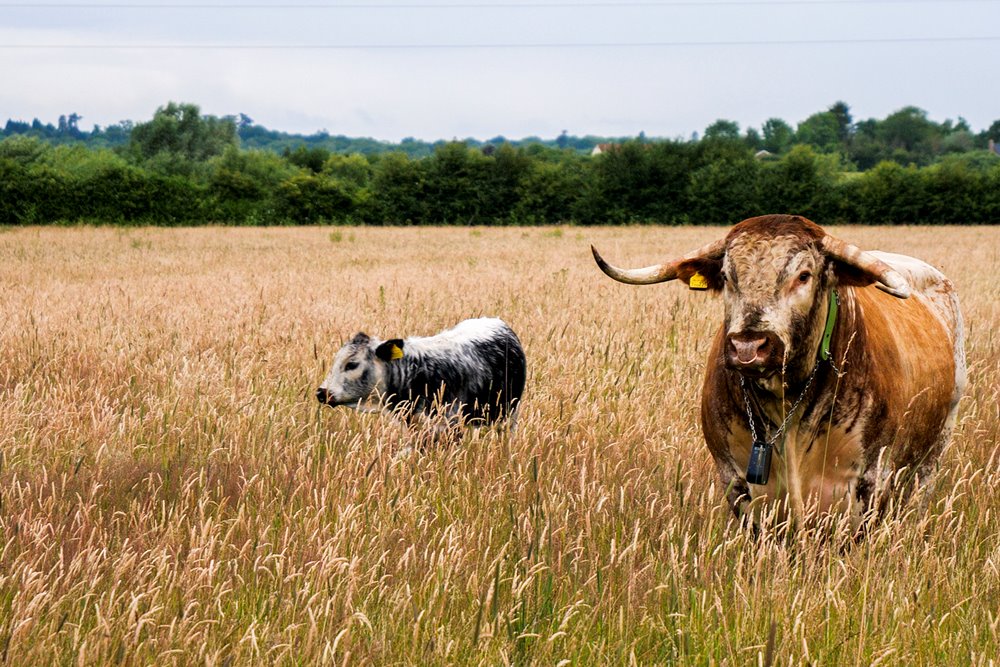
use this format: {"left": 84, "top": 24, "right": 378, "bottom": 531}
{"left": 375, "top": 339, "right": 405, "bottom": 361}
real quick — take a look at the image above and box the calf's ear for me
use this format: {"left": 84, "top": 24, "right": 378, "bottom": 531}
{"left": 375, "top": 339, "right": 405, "bottom": 361}
{"left": 676, "top": 258, "right": 724, "bottom": 291}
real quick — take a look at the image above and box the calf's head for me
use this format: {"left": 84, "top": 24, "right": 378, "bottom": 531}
{"left": 593, "top": 215, "right": 910, "bottom": 383}
{"left": 317, "top": 332, "right": 404, "bottom": 409}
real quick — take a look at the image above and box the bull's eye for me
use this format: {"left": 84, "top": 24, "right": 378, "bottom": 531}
{"left": 344, "top": 361, "right": 360, "bottom": 372}
{"left": 798, "top": 271, "right": 811, "bottom": 284}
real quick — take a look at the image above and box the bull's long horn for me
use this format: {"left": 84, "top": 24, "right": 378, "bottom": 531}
{"left": 820, "top": 235, "right": 911, "bottom": 299}
{"left": 591, "top": 238, "right": 725, "bottom": 285}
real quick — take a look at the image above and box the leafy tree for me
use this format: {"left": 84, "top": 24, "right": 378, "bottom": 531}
{"left": 575, "top": 140, "right": 693, "bottom": 224}
{"left": 687, "top": 148, "right": 761, "bottom": 223}
{"left": 207, "top": 146, "right": 299, "bottom": 223}
{"left": 129, "top": 102, "right": 238, "bottom": 166}
{"left": 370, "top": 152, "right": 427, "bottom": 224}
{"left": 846, "top": 119, "right": 885, "bottom": 170}
{"left": 981, "top": 119, "right": 1000, "bottom": 144}
{"left": 515, "top": 157, "right": 583, "bottom": 224}
{"left": 920, "top": 159, "right": 983, "bottom": 223}
{"left": 421, "top": 142, "right": 494, "bottom": 224}
{"left": 94, "top": 121, "right": 133, "bottom": 148}
{"left": 761, "top": 118, "right": 795, "bottom": 154}
{"left": 283, "top": 145, "right": 331, "bottom": 173}
{"left": 275, "top": 173, "right": 359, "bottom": 224}
{"left": 847, "top": 161, "right": 925, "bottom": 223}
{"left": 480, "top": 143, "right": 532, "bottom": 222}
{"left": 576, "top": 142, "right": 654, "bottom": 224}
{"left": 322, "top": 153, "right": 373, "bottom": 188}
{"left": 876, "top": 106, "right": 938, "bottom": 164}
{"left": 0, "top": 135, "right": 49, "bottom": 165}
{"left": 3, "top": 119, "right": 30, "bottom": 135}
{"left": 828, "top": 101, "right": 853, "bottom": 143}
{"left": 759, "top": 145, "right": 840, "bottom": 220}
{"left": 796, "top": 112, "right": 841, "bottom": 152}
{"left": 941, "top": 129, "right": 975, "bottom": 154}
{"left": 57, "top": 113, "right": 83, "bottom": 137}
{"left": 704, "top": 119, "right": 741, "bottom": 141}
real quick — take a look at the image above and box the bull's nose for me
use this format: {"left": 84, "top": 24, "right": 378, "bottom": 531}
{"left": 316, "top": 388, "right": 330, "bottom": 404}
{"left": 727, "top": 334, "right": 771, "bottom": 365}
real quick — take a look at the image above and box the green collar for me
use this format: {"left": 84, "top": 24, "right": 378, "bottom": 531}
{"left": 819, "top": 289, "right": 839, "bottom": 362}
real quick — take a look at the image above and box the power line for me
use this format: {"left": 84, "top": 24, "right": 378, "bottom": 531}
{"left": 1, "top": 36, "right": 997, "bottom": 48}
{"left": 2, "top": 0, "right": 999, "bottom": 7}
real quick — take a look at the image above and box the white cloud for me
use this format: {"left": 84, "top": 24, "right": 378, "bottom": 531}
{"left": 2, "top": 3, "right": 998, "bottom": 138}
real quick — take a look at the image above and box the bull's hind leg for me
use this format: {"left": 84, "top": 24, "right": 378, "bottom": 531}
{"left": 902, "top": 284, "right": 967, "bottom": 516}
{"left": 913, "top": 310, "right": 967, "bottom": 505}
{"left": 892, "top": 339, "right": 966, "bottom": 522}
{"left": 907, "top": 388, "right": 963, "bottom": 518}
{"left": 853, "top": 456, "right": 928, "bottom": 542}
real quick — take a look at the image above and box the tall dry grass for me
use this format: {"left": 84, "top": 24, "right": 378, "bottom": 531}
{"left": 0, "top": 224, "right": 997, "bottom": 665}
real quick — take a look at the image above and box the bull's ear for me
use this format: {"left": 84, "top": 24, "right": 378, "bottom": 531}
{"left": 375, "top": 339, "right": 405, "bottom": 361}
{"left": 676, "top": 258, "right": 724, "bottom": 291}
{"left": 350, "top": 332, "right": 370, "bottom": 345}
{"left": 830, "top": 260, "right": 877, "bottom": 289}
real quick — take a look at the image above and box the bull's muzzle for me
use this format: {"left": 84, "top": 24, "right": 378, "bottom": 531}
{"left": 316, "top": 387, "right": 335, "bottom": 405}
{"left": 725, "top": 331, "right": 784, "bottom": 375}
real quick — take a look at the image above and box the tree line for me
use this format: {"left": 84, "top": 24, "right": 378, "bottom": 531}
{"left": 2, "top": 101, "right": 999, "bottom": 225}
{"left": 6, "top": 100, "right": 1000, "bottom": 163}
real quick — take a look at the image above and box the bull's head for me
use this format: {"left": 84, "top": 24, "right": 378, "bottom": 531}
{"left": 592, "top": 215, "right": 910, "bottom": 386}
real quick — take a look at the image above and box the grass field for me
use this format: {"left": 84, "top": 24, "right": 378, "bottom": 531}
{"left": 1, "top": 224, "right": 997, "bottom": 665}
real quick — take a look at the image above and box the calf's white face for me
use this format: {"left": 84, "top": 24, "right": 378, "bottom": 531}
{"left": 317, "top": 333, "right": 382, "bottom": 409}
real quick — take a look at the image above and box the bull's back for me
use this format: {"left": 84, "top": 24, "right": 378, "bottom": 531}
{"left": 868, "top": 251, "right": 964, "bottom": 351}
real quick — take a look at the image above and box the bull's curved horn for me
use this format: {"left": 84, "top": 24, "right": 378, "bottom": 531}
{"left": 591, "top": 238, "right": 726, "bottom": 285}
{"left": 820, "top": 235, "right": 911, "bottom": 299}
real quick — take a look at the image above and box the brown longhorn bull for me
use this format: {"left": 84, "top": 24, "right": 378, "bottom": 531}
{"left": 593, "top": 215, "right": 965, "bottom": 531}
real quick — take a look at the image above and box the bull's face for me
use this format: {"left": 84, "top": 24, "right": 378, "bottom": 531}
{"left": 720, "top": 233, "right": 827, "bottom": 379}
{"left": 592, "top": 215, "right": 911, "bottom": 386}
{"left": 316, "top": 332, "right": 405, "bottom": 410}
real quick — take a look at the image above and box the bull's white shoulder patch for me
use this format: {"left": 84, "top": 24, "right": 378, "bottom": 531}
{"left": 865, "top": 251, "right": 945, "bottom": 292}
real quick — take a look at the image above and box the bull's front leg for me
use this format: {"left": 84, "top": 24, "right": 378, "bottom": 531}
{"left": 715, "top": 458, "right": 755, "bottom": 528}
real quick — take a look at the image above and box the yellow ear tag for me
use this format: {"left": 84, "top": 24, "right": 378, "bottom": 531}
{"left": 688, "top": 271, "right": 709, "bottom": 290}
{"left": 389, "top": 344, "right": 404, "bottom": 360}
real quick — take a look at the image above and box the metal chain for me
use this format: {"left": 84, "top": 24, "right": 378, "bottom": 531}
{"left": 739, "top": 359, "right": 821, "bottom": 448}
{"left": 740, "top": 376, "right": 761, "bottom": 442}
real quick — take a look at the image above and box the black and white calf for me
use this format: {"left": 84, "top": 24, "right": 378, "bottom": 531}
{"left": 316, "top": 318, "right": 526, "bottom": 429}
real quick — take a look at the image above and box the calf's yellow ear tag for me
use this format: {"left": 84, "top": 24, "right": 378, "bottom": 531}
{"left": 389, "top": 344, "right": 404, "bottom": 360}
{"left": 688, "top": 271, "right": 709, "bottom": 290}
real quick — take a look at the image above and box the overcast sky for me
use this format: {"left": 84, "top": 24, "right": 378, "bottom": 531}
{"left": 1, "top": 1, "right": 998, "bottom": 141}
